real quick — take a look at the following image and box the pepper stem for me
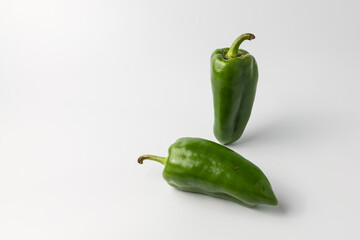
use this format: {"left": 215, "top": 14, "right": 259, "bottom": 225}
{"left": 138, "top": 155, "right": 167, "bottom": 165}
{"left": 225, "top": 33, "right": 255, "bottom": 59}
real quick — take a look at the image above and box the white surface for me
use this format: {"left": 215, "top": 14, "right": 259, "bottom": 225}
{"left": 1, "top": 0, "right": 360, "bottom": 239}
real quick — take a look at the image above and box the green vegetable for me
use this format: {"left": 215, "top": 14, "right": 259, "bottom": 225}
{"left": 138, "top": 137, "right": 277, "bottom": 207}
{"left": 211, "top": 33, "right": 258, "bottom": 145}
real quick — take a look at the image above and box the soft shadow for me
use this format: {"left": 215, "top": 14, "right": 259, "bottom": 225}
{"left": 172, "top": 187, "right": 296, "bottom": 216}
{"left": 231, "top": 113, "right": 322, "bottom": 147}
{"left": 252, "top": 199, "right": 288, "bottom": 215}
{"left": 253, "top": 181, "right": 306, "bottom": 217}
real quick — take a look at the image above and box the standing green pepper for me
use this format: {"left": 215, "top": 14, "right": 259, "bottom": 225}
{"left": 138, "top": 137, "right": 277, "bottom": 207}
{"left": 211, "top": 33, "right": 258, "bottom": 145}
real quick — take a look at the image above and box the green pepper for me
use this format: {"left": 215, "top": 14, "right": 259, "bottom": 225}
{"left": 138, "top": 137, "right": 277, "bottom": 207}
{"left": 211, "top": 33, "right": 258, "bottom": 145}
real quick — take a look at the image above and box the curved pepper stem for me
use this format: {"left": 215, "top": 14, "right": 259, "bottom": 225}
{"left": 138, "top": 155, "right": 167, "bottom": 165}
{"left": 225, "top": 33, "right": 255, "bottom": 59}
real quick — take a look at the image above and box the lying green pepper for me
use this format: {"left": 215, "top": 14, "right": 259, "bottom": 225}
{"left": 211, "top": 33, "right": 258, "bottom": 145}
{"left": 138, "top": 137, "right": 277, "bottom": 207}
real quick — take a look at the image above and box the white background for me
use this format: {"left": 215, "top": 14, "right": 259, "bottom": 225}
{"left": 1, "top": 0, "right": 360, "bottom": 239}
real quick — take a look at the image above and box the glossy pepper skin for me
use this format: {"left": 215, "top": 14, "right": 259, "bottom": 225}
{"left": 138, "top": 137, "right": 277, "bottom": 207}
{"left": 211, "top": 33, "right": 258, "bottom": 145}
